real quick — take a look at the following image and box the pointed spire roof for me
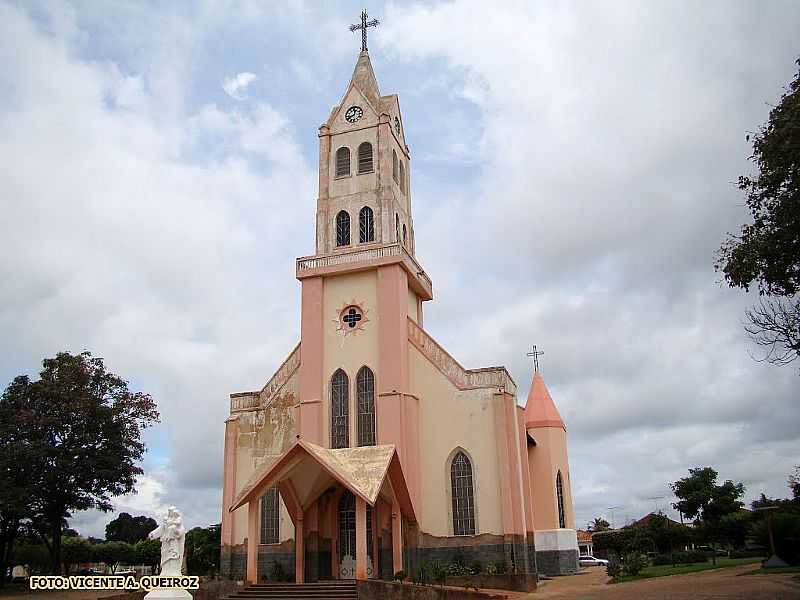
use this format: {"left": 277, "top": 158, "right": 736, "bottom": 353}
{"left": 349, "top": 50, "right": 381, "bottom": 108}
{"left": 524, "top": 371, "right": 566, "bottom": 431}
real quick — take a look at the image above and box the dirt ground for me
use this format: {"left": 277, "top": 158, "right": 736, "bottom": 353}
{"left": 520, "top": 564, "right": 800, "bottom": 599}
{"left": 0, "top": 591, "right": 127, "bottom": 600}
{"left": 2, "top": 566, "right": 799, "bottom": 600}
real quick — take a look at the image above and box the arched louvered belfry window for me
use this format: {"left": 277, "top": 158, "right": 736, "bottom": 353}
{"left": 336, "top": 147, "right": 350, "bottom": 177}
{"left": 260, "top": 487, "right": 280, "bottom": 544}
{"left": 392, "top": 150, "right": 398, "bottom": 183}
{"left": 399, "top": 161, "right": 405, "bottom": 193}
{"left": 450, "top": 451, "right": 476, "bottom": 536}
{"left": 359, "top": 206, "right": 375, "bottom": 243}
{"left": 556, "top": 471, "right": 566, "bottom": 528}
{"left": 336, "top": 210, "right": 350, "bottom": 247}
{"left": 358, "top": 142, "right": 373, "bottom": 173}
{"left": 331, "top": 369, "right": 349, "bottom": 448}
{"left": 402, "top": 224, "right": 407, "bottom": 246}
{"left": 395, "top": 214, "right": 400, "bottom": 243}
{"left": 357, "top": 366, "right": 376, "bottom": 446}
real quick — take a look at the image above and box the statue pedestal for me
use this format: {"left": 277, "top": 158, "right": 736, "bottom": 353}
{"left": 144, "top": 590, "right": 192, "bottom": 600}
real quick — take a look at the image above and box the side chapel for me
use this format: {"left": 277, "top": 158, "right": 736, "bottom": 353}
{"left": 220, "top": 36, "right": 579, "bottom": 586}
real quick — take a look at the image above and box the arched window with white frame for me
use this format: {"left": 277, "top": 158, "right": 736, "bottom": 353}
{"left": 359, "top": 206, "right": 374, "bottom": 243}
{"left": 356, "top": 366, "right": 375, "bottom": 446}
{"left": 358, "top": 142, "right": 373, "bottom": 173}
{"left": 336, "top": 211, "right": 350, "bottom": 247}
{"left": 556, "top": 471, "right": 566, "bottom": 528}
{"left": 336, "top": 147, "right": 350, "bottom": 177}
{"left": 450, "top": 451, "right": 476, "bottom": 536}
{"left": 331, "top": 369, "right": 349, "bottom": 448}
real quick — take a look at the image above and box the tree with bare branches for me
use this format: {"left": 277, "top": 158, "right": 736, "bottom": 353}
{"left": 717, "top": 57, "right": 800, "bottom": 368}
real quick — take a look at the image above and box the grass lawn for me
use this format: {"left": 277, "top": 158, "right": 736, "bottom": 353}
{"left": 613, "top": 557, "right": 764, "bottom": 583}
{"left": 740, "top": 565, "right": 800, "bottom": 575}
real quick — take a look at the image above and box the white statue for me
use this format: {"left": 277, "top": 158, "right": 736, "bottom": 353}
{"left": 145, "top": 506, "right": 191, "bottom": 599}
{"left": 148, "top": 506, "right": 186, "bottom": 575}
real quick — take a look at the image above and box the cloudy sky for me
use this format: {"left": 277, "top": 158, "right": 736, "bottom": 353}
{"left": 1, "top": 0, "right": 799, "bottom": 537}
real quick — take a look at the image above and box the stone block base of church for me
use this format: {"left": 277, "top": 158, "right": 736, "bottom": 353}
{"left": 402, "top": 531, "right": 537, "bottom": 590}
{"left": 533, "top": 529, "right": 579, "bottom": 576}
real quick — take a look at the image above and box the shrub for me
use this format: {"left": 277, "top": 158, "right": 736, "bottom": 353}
{"left": 492, "top": 559, "right": 508, "bottom": 574}
{"left": 431, "top": 561, "right": 448, "bottom": 586}
{"left": 485, "top": 563, "right": 498, "bottom": 575}
{"left": 392, "top": 570, "right": 407, "bottom": 582}
{"left": 651, "top": 554, "right": 673, "bottom": 566}
{"left": 606, "top": 557, "right": 622, "bottom": 579}
{"left": 622, "top": 552, "right": 648, "bottom": 576}
{"left": 413, "top": 561, "right": 431, "bottom": 585}
{"left": 451, "top": 549, "right": 466, "bottom": 567}
{"left": 470, "top": 560, "right": 483, "bottom": 575}
{"left": 268, "top": 561, "right": 289, "bottom": 582}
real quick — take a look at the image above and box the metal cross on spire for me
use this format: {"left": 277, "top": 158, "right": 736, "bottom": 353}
{"left": 526, "top": 345, "right": 545, "bottom": 372}
{"left": 349, "top": 9, "right": 379, "bottom": 52}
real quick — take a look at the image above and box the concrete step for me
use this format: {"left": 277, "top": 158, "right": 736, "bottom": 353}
{"left": 224, "top": 582, "right": 357, "bottom": 600}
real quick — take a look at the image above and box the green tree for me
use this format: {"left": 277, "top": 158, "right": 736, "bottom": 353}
{"left": 11, "top": 543, "right": 50, "bottom": 574}
{"left": 94, "top": 541, "right": 136, "bottom": 573}
{"left": 790, "top": 466, "right": 800, "bottom": 501}
{"left": 61, "top": 537, "right": 92, "bottom": 574}
{"left": 185, "top": 524, "right": 221, "bottom": 576}
{"left": 716, "top": 58, "right": 800, "bottom": 367}
{"left": 0, "top": 351, "right": 159, "bottom": 574}
{"left": 0, "top": 376, "right": 37, "bottom": 587}
{"left": 671, "top": 467, "right": 745, "bottom": 564}
{"left": 588, "top": 517, "right": 610, "bottom": 532}
{"left": 106, "top": 513, "right": 157, "bottom": 545}
{"left": 135, "top": 538, "right": 161, "bottom": 574}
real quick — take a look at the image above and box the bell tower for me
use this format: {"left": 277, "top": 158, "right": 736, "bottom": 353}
{"left": 294, "top": 43, "right": 432, "bottom": 469}
{"left": 315, "top": 50, "right": 415, "bottom": 257}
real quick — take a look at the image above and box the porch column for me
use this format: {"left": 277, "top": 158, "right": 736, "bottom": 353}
{"left": 391, "top": 499, "right": 403, "bottom": 575}
{"left": 295, "top": 512, "right": 305, "bottom": 584}
{"left": 355, "top": 496, "right": 367, "bottom": 580}
{"left": 246, "top": 500, "right": 259, "bottom": 583}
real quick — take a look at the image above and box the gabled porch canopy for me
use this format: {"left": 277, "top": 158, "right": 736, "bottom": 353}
{"left": 230, "top": 438, "right": 415, "bottom": 584}
{"left": 229, "top": 438, "right": 416, "bottom": 521}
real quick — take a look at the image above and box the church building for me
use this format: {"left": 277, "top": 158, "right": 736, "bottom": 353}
{"left": 220, "top": 37, "right": 579, "bottom": 588}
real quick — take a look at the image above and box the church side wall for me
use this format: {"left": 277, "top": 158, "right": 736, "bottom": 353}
{"left": 222, "top": 372, "right": 299, "bottom": 578}
{"left": 408, "top": 344, "right": 503, "bottom": 537}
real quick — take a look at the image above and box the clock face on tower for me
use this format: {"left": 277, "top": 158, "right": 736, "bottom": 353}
{"left": 345, "top": 105, "right": 363, "bottom": 123}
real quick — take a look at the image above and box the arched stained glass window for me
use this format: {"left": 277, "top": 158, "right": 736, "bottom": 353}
{"left": 399, "top": 161, "right": 405, "bottom": 192}
{"left": 331, "top": 369, "right": 349, "bottom": 448}
{"left": 336, "top": 147, "right": 351, "bottom": 177}
{"left": 358, "top": 142, "right": 373, "bottom": 173}
{"left": 336, "top": 211, "right": 350, "bottom": 247}
{"left": 450, "top": 451, "right": 476, "bottom": 536}
{"left": 359, "top": 206, "right": 375, "bottom": 243}
{"left": 357, "top": 366, "right": 375, "bottom": 447}
{"left": 556, "top": 471, "right": 566, "bottom": 528}
{"left": 392, "top": 150, "right": 398, "bottom": 183}
{"left": 260, "top": 487, "right": 280, "bottom": 544}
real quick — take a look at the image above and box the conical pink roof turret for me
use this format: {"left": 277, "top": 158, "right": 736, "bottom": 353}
{"left": 524, "top": 371, "right": 566, "bottom": 431}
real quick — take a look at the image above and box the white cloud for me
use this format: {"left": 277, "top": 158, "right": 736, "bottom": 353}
{"left": 222, "top": 71, "right": 257, "bottom": 100}
{"left": 2, "top": 0, "right": 799, "bottom": 539}
{"left": 0, "top": 2, "right": 314, "bottom": 536}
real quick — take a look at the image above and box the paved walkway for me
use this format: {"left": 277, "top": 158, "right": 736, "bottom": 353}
{"left": 523, "top": 564, "right": 800, "bottom": 599}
